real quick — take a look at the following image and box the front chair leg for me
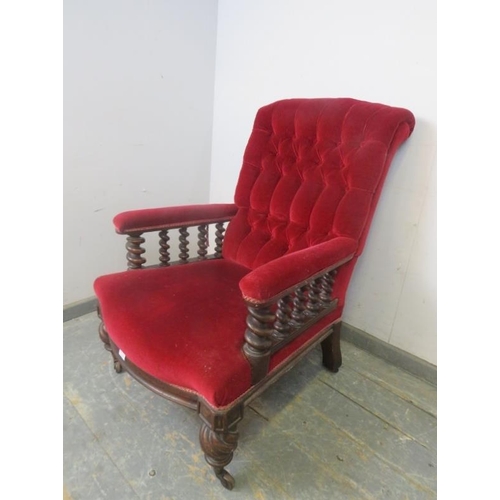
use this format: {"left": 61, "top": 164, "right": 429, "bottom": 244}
{"left": 198, "top": 403, "right": 243, "bottom": 490}
{"left": 199, "top": 421, "right": 238, "bottom": 490}
{"left": 97, "top": 305, "right": 123, "bottom": 374}
{"left": 321, "top": 321, "right": 342, "bottom": 372}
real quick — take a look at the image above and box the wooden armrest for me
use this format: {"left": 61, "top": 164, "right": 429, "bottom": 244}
{"left": 113, "top": 203, "right": 238, "bottom": 234}
{"left": 240, "top": 237, "right": 357, "bottom": 384}
{"left": 114, "top": 204, "right": 237, "bottom": 269}
{"left": 239, "top": 237, "right": 357, "bottom": 305}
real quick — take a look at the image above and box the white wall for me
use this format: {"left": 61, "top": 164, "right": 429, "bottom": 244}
{"left": 210, "top": 0, "right": 436, "bottom": 364}
{"left": 64, "top": 0, "right": 218, "bottom": 304}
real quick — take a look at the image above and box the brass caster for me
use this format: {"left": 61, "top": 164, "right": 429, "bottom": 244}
{"left": 114, "top": 360, "right": 123, "bottom": 373}
{"left": 215, "top": 468, "right": 235, "bottom": 490}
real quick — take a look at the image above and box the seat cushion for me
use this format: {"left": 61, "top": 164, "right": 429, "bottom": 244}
{"left": 94, "top": 259, "right": 253, "bottom": 408}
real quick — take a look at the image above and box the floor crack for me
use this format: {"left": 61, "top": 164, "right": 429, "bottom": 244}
{"left": 248, "top": 404, "right": 270, "bottom": 422}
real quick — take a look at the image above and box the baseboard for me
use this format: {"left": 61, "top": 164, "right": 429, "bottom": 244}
{"left": 63, "top": 297, "right": 436, "bottom": 385}
{"left": 63, "top": 296, "right": 98, "bottom": 322}
{"left": 340, "top": 322, "right": 437, "bottom": 386}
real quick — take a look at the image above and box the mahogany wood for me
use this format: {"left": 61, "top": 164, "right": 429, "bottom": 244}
{"left": 125, "top": 233, "right": 146, "bottom": 269}
{"left": 159, "top": 229, "right": 170, "bottom": 266}
{"left": 214, "top": 222, "right": 225, "bottom": 258}
{"left": 178, "top": 227, "right": 189, "bottom": 263}
{"left": 272, "top": 295, "right": 293, "bottom": 341}
{"left": 321, "top": 321, "right": 343, "bottom": 372}
{"left": 305, "top": 278, "right": 322, "bottom": 314}
{"left": 291, "top": 285, "right": 308, "bottom": 323}
{"left": 319, "top": 270, "right": 335, "bottom": 304}
{"left": 121, "top": 219, "right": 232, "bottom": 270}
{"left": 270, "top": 299, "right": 338, "bottom": 354}
{"left": 242, "top": 304, "right": 274, "bottom": 384}
{"left": 197, "top": 224, "right": 209, "bottom": 260}
{"left": 97, "top": 305, "right": 123, "bottom": 373}
{"left": 198, "top": 402, "right": 243, "bottom": 490}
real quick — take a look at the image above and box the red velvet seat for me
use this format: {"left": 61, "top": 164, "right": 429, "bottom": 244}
{"left": 95, "top": 259, "right": 252, "bottom": 407}
{"left": 94, "top": 98, "right": 415, "bottom": 490}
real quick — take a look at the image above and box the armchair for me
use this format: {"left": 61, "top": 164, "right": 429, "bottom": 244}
{"left": 94, "top": 98, "right": 415, "bottom": 490}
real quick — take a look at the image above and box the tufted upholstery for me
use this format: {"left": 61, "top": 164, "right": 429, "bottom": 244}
{"left": 93, "top": 97, "right": 416, "bottom": 488}
{"left": 223, "top": 98, "right": 415, "bottom": 269}
{"left": 94, "top": 97, "right": 415, "bottom": 408}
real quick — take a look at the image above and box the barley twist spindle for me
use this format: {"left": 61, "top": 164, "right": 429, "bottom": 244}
{"left": 159, "top": 229, "right": 170, "bottom": 266}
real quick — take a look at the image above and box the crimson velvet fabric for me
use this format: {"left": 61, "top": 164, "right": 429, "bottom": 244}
{"left": 94, "top": 98, "right": 415, "bottom": 409}
{"left": 239, "top": 236, "right": 357, "bottom": 303}
{"left": 223, "top": 98, "right": 415, "bottom": 269}
{"left": 113, "top": 203, "right": 238, "bottom": 234}
{"left": 94, "top": 260, "right": 253, "bottom": 407}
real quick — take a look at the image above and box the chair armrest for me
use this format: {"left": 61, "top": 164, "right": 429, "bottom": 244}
{"left": 113, "top": 203, "right": 238, "bottom": 234}
{"left": 239, "top": 237, "right": 357, "bottom": 304}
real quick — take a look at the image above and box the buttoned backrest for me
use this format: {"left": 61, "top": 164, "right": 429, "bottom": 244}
{"left": 223, "top": 98, "right": 415, "bottom": 270}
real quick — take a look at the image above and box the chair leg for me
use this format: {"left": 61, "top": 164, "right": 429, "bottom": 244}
{"left": 321, "top": 322, "right": 342, "bottom": 372}
{"left": 199, "top": 417, "right": 240, "bottom": 490}
{"left": 97, "top": 305, "right": 123, "bottom": 374}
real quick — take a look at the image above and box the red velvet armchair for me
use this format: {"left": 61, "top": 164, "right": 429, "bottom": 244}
{"left": 94, "top": 98, "right": 415, "bottom": 490}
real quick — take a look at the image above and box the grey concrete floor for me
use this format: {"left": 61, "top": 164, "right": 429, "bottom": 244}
{"left": 64, "top": 313, "right": 437, "bottom": 500}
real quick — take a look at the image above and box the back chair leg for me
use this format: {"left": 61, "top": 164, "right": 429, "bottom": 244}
{"left": 321, "top": 322, "right": 342, "bottom": 372}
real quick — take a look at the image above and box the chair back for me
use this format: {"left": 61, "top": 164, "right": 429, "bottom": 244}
{"left": 222, "top": 98, "right": 415, "bottom": 269}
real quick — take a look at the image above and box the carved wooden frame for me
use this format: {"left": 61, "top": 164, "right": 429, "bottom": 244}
{"left": 97, "top": 216, "right": 347, "bottom": 490}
